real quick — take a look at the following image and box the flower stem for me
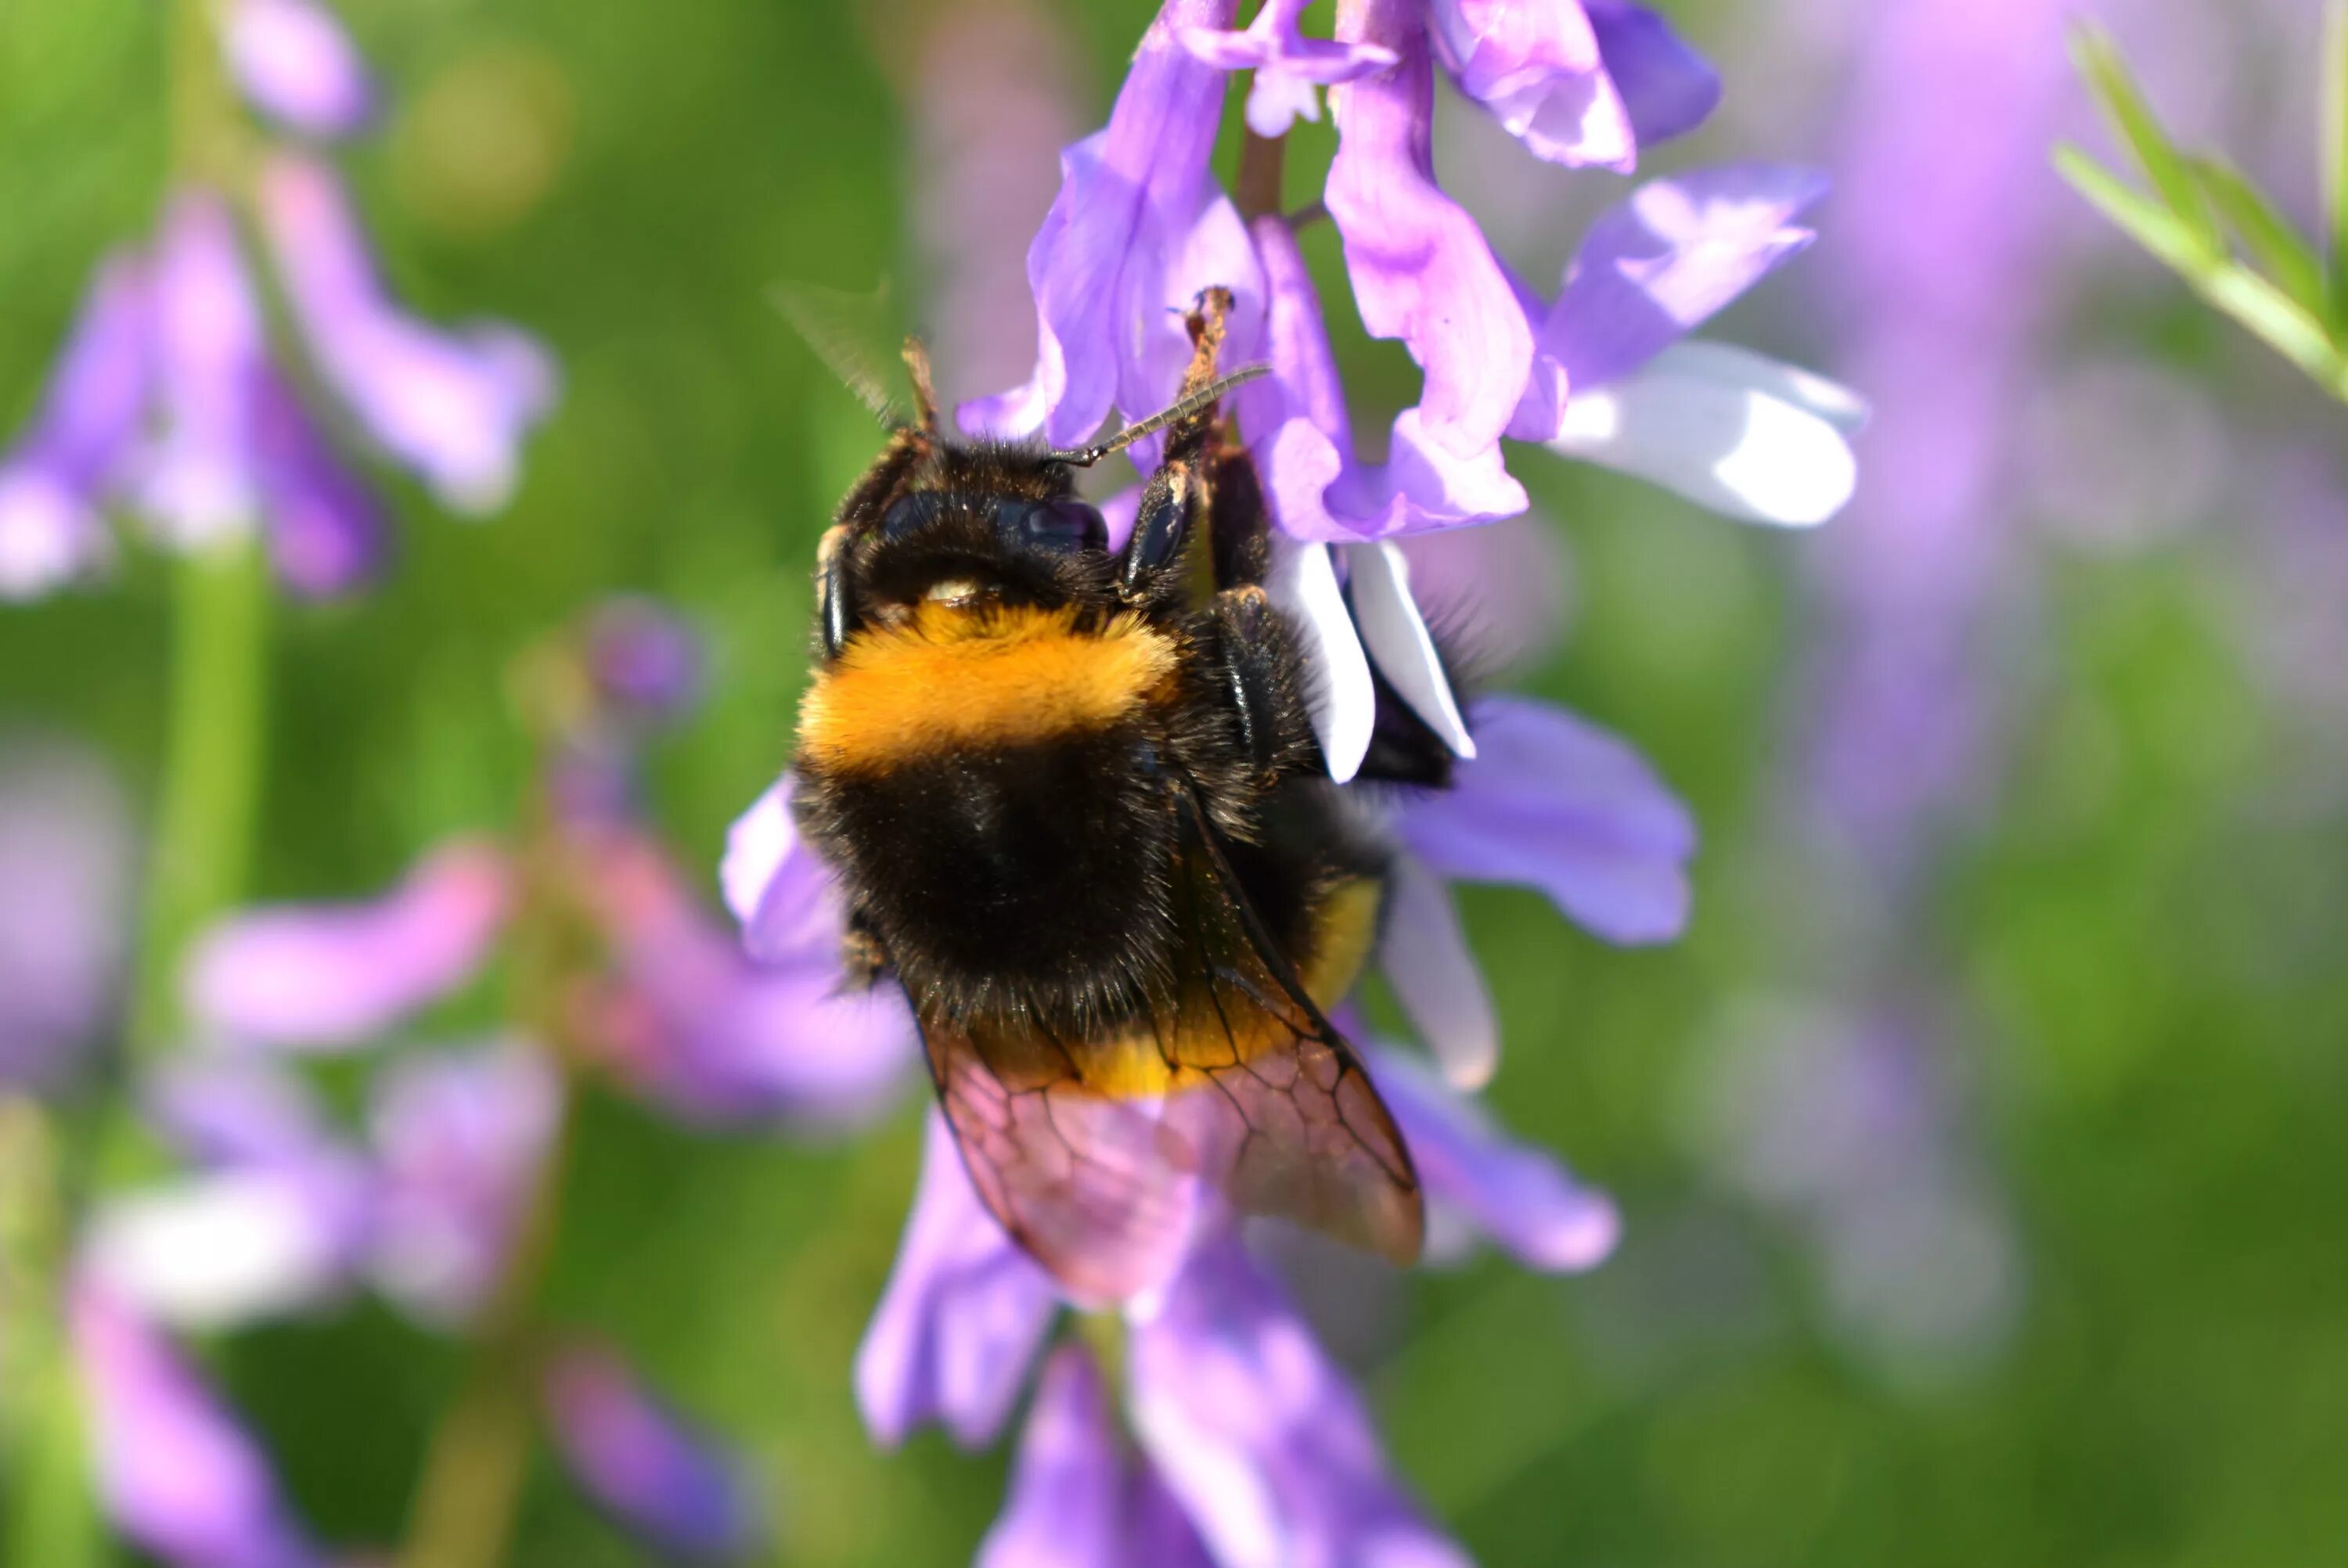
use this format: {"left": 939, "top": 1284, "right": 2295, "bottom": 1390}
{"left": 1236, "top": 128, "right": 1288, "bottom": 222}
{"left": 0, "top": 1104, "right": 107, "bottom": 1568}
{"left": 131, "top": 535, "right": 272, "bottom": 1053}
{"left": 396, "top": 1080, "right": 576, "bottom": 1568}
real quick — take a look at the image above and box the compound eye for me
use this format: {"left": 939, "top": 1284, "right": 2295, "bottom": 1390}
{"left": 998, "top": 498, "right": 1107, "bottom": 555}
{"left": 879, "top": 494, "right": 939, "bottom": 543}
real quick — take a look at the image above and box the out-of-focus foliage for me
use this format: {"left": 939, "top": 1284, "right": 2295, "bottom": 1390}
{"left": 3, "top": 0, "right": 2346, "bottom": 1564}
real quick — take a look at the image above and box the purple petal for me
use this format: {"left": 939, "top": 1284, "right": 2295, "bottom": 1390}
{"left": 139, "top": 192, "right": 265, "bottom": 549}
{"left": 960, "top": 0, "right": 1236, "bottom": 447}
{"left": 1327, "top": 0, "right": 1534, "bottom": 463}
{"left": 70, "top": 1281, "right": 322, "bottom": 1568}
{"left": 584, "top": 596, "right": 704, "bottom": 721}
{"left": 0, "top": 258, "right": 149, "bottom": 598}
{"left": 184, "top": 839, "right": 515, "bottom": 1048}
{"left": 365, "top": 1041, "right": 557, "bottom": 1327}
{"left": 544, "top": 1342, "right": 762, "bottom": 1563}
{"left": 1125, "top": 1239, "right": 1471, "bottom": 1568}
{"left": 1543, "top": 164, "right": 1827, "bottom": 395}
{"left": 222, "top": 0, "right": 376, "bottom": 140}
{"left": 144, "top": 1058, "right": 335, "bottom": 1169}
{"left": 580, "top": 829, "right": 916, "bottom": 1128}
{"left": 719, "top": 777, "right": 849, "bottom": 966}
{"left": 1316, "top": 408, "right": 1529, "bottom": 540}
{"left": 1426, "top": 0, "right": 1634, "bottom": 170}
{"left": 1367, "top": 1043, "right": 1619, "bottom": 1271}
{"left": 1179, "top": 0, "right": 1398, "bottom": 138}
{"left": 250, "top": 364, "right": 385, "bottom": 598}
{"left": 855, "top": 1111, "right": 1061, "bottom": 1449}
{"left": 82, "top": 1155, "right": 373, "bottom": 1330}
{"left": 1586, "top": 0, "right": 1720, "bottom": 147}
{"left": 1376, "top": 852, "right": 1496, "bottom": 1091}
{"left": 977, "top": 1345, "right": 1123, "bottom": 1568}
{"left": 1549, "top": 340, "right": 1862, "bottom": 527}
{"left": 257, "top": 153, "right": 554, "bottom": 513}
{"left": 1400, "top": 696, "right": 1695, "bottom": 944}
{"left": 0, "top": 739, "right": 133, "bottom": 1090}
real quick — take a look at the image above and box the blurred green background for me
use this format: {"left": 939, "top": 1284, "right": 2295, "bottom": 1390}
{"left": 5, "top": 0, "right": 2346, "bottom": 1564}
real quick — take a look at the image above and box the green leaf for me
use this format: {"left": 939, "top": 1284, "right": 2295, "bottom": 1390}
{"left": 2326, "top": 0, "right": 2348, "bottom": 322}
{"left": 2069, "top": 22, "right": 2223, "bottom": 253}
{"left": 2056, "top": 145, "right": 2224, "bottom": 276}
{"left": 2191, "top": 156, "right": 2329, "bottom": 317}
{"left": 2060, "top": 146, "right": 2348, "bottom": 402}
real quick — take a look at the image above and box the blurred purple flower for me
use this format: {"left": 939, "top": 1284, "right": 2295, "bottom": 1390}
{"left": 70, "top": 1279, "right": 322, "bottom": 1568}
{"left": 0, "top": 737, "right": 134, "bottom": 1091}
{"left": 856, "top": 1112, "right": 1061, "bottom": 1450}
{"left": 1426, "top": 0, "right": 1716, "bottom": 170}
{"left": 366, "top": 1042, "right": 557, "bottom": 1325}
{"left": 138, "top": 193, "right": 265, "bottom": 551}
{"left": 251, "top": 362, "right": 388, "bottom": 595}
{"left": 576, "top": 825, "right": 917, "bottom": 1128}
{"left": 223, "top": 0, "right": 376, "bottom": 141}
{"left": 543, "top": 1340, "right": 763, "bottom": 1563}
{"left": 583, "top": 595, "right": 704, "bottom": 721}
{"left": 184, "top": 838, "right": 514, "bottom": 1050}
{"left": 0, "top": 260, "right": 147, "bottom": 599}
{"left": 258, "top": 153, "right": 555, "bottom": 516}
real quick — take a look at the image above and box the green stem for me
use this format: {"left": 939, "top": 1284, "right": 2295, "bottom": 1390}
{"left": 132, "top": 534, "right": 272, "bottom": 1052}
{"left": 396, "top": 1081, "right": 576, "bottom": 1568}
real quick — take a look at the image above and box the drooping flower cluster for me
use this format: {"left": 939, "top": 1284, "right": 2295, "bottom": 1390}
{"left": 67, "top": 600, "right": 878, "bottom": 1565}
{"left": 0, "top": 0, "right": 553, "bottom": 602}
{"left": 720, "top": 0, "right": 1864, "bottom": 1559}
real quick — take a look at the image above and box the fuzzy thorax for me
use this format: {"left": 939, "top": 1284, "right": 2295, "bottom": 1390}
{"left": 797, "top": 601, "right": 1179, "bottom": 773}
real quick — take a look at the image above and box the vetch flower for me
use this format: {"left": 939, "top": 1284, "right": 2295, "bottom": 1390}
{"left": 0, "top": 0, "right": 550, "bottom": 604}
{"left": 258, "top": 153, "right": 556, "bottom": 516}
{"left": 0, "top": 261, "right": 148, "bottom": 599}
{"left": 222, "top": 0, "right": 376, "bottom": 141}
{"left": 1179, "top": 0, "right": 1397, "bottom": 138}
{"left": 70, "top": 1278, "right": 324, "bottom": 1568}
{"left": 543, "top": 1340, "right": 764, "bottom": 1563}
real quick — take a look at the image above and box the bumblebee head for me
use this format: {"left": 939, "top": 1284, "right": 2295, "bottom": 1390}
{"left": 831, "top": 445, "right": 1117, "bottom": 640}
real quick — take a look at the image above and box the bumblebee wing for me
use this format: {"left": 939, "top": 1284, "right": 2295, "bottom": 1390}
{"left": 921, "top": 790, "right": 1424, "bottom": 1303}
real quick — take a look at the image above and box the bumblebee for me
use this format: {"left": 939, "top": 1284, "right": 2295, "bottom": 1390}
{"left": 792, "top": 293, "right": 1449, "bottom": 1300}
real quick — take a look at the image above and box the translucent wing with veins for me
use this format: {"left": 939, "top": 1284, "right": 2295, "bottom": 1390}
{"left": 922, "top": 789, "right": 1423, "bottom": 1304}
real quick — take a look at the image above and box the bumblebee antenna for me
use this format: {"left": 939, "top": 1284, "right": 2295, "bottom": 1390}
{"left": 1046, "top": 365, "right": 1271, "bottom": 468}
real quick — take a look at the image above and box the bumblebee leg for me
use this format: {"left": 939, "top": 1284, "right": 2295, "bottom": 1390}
{"left": 1210, "top": 583, "right": 1315, "bottom": 783}
{"left": 1122, "top": 461, "right": 1204, "bottom": 594}
{"left": 1179, "top": 288, "right": 1233, "bottom": 398}
{"left": 901, "top": 337, "right": 940, "bottom": 437}
{"left": 816, "top": 523, "right": 860, "bottom": 660}
{"left": 841, "top": 909, "right": 891, "bottom": 991}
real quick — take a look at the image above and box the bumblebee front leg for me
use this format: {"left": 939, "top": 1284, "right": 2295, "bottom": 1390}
{"left": 816, "top": 522, "right": 860, "bottom": 660}
{"left": 1209, "top": 583, "right": 1316, "bottom": 785}
{"left": 840, "top": 906, "right": 891, "bottom": 991}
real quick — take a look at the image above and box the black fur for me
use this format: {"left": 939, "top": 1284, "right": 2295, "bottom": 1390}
{"left": 792, "top": 409, "right": 1371, "bottom": 1041}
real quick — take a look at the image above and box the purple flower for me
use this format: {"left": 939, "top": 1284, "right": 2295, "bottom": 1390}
{"left": 978, "top": 1345, "right": 1215, "bottom": 1568}
{"left": 1125, "top": 1239, "right": 1471, "bottom": 1568}
{"left": 258, "top": 153, "right": 554, "bottom": 514}
{"left": 582, "top": 595, "right": 704, "bottom": 721}
{"left": 70, "top": 1279, "right": 322, "bottom": 1568}
{"left": 577, "top": 826, "right": 917, "bottom": 1128}
{"left": 1327, "top": 0, "right": 1530, "bottom": 465}
{"left": 1425, "top": 0, "right": 1717, "bottom": 171}
{"left": 1398, "top": 696, "right": 1697, "bottom": 946}
{"left": 366, "top": 1042, "right": 557, "bottom": 1325}
{"left": 544, "top": 1341, "right": 763, "bottom": 1563}
{"left": 0, "top": 737, "right": 134, "bottom": 1091}
{"left": 184, "top": 838, "right": 514, "bottom": 1049}
{"left": 0, "top": 260, "right": 148, "bottom": 598}
{"left": 959, "top": 0, "right": 1241, "bottom": 448}
{"left": 1179, "top": 0, "right": 1397, "bottom": 138}
{"left": 222, "top": 0, "right": 376, "bottom": 140}
{"left": 138, "top": 192, "right": 265, "bottom": 551}
{"left": 855, "top": 1112, "right": 1061, "bottom": 1449}
{"left": 251, "top": 362, "right": 387, "bottom": 597}
{"left": 1367, "top": 1042, "right": 1617, "bottom": 1269}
